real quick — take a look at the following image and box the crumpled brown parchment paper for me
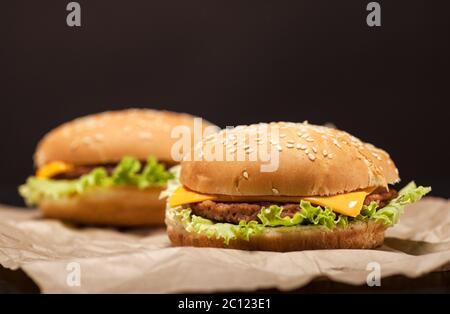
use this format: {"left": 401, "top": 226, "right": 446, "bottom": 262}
{"left": 0, "top": 197, "right": 449, "bottom": 293}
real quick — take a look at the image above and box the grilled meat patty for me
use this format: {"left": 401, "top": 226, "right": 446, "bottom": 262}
{"left": 363, "top": 188, "right": 398, "bottom": 207}
{"left": 186, "top": 188, "right": 398, "bottom": 224}
{"left": 53, "top": 164, "right": 117, "bottom": 180}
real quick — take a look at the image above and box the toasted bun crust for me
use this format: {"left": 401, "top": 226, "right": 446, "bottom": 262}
{"left": 181, "top": 122, "right": 400, "bottom": 197}
{"left": 35, "top": 109, "right": 216, "bottom": 167}
{"left": 40, "top": 186, "right": 165, "bottom": 226}
{"left": 166, "top": 215, "right": 385, "bottom": 251}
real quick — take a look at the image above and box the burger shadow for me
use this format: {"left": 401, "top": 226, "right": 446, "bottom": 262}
{"left": 382, "top": 237, "right": 450, "bottom": 256}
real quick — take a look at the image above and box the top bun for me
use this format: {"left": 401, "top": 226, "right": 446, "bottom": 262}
{"left": 180, "top": 122, "right": 400, "bottom": 197}
{"left": 35, "top": 109, "right": 216, "bottom": 167}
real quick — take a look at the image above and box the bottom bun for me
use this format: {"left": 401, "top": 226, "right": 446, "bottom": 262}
{"left": 40, "top": 186, "right": 165, "bottom": 226}
{"left": 166, "top": 216, "right": 385, "bottom": 251}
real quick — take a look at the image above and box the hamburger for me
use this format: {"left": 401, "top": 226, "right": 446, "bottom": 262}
{"left": 164, "top": 121, "right": 431, "bottom": 251}
{"left": 19, "top": 109, "right": 215, "bottom": 226}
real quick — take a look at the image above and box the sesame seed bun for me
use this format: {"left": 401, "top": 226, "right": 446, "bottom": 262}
{"left": 180, "top": 122, "right": 400, "bottom": 197}
{"left": 165, "top": 214, "right": 385, "bottom": 251}
{"left": 40, "top": 186, "right": 165, "bottom": 226}
{"left": 32, "top": 108, "right": 216, "bottom": 226}
{"left": 169, "top": 122, "right": 398, "bottom": 251}
{"left": 35, "top": 108, "right": 216, "bottom": 167}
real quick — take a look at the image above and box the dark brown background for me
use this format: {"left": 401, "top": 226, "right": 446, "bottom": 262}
{"left": 1, "top": 0, "right": 449, "bottom": 205}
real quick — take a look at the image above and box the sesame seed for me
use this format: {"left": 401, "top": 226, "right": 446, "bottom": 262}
{"left": 272, "top": 188, "right": 279, "bottom": 195}
{"left": 83, "top": 118, "right": 97, "bottom": 128}
{"left": 94, "top": 134, "right": 104, "bottom": 142}
{"left": 333, "top": 139, "right": 341, "bottom": 148}
{"left": 301, "top": 134, "right": 309, "bottom": 139}
{"left": 279, "top": 134, "right": 287, "bottom": 138}
{"left": 297, "top": 132, "right": 303, "bottom": 137}
{"left": 305, "top": 149, "right": 309, "bottom": 154}
{"left": 323, "top": 150, "right": 328, "bottom": 156}
{"left": 286, "top": 143, "right": 294, "bottom": 148}
{"left": 69, "top": 141, "right": 79, "bottom": 151}
{"left": 328, "top": 153, "right": 334, "bottom": 159}
{"left": 296, "top": 143, "right": 302, "bottom": 149}
{"left": 82, "top": 136, "right": 93, "bottom": 144}
{"left": 287, "top": 140, "right": 295, "bottom": 144}
{"left": 300, "top": 144, "right": 307, "bottom": 150}
{"left": 138, "top": 132, "right": 152, "bottom": 140}
{"left": 137, "top": 120, "right": 147, "bottom": 128}
{"left": 277, "top": 145, "right": 283, "bottom": 152}
{"left": 270, "top": 139, "right": 278, "bottom": 145}
{"left": 62, "top": 128, "right": 71, "bottom": 137}
{"left": 306, "top": 138, "right": 314, "bottom": 142}
{"left": 308, "top": 153, "right": 316, "bottom": 161}
{"left": 242, "top": 171, "right": 249, "bottom": 179}
{"left": 312, "top": 146, "right": 317, "bottom": 153}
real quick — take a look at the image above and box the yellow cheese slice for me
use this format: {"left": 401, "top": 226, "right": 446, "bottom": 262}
{"left": 36, "top": 161, "right": 74, "bottom": 179}
{"left": 169, "top": 186, "right": 217, "bottom": 207}
{"left": 169, "top": 186, "right": 375, "bottom": 217}
{"left": 303, "top": 192, "right": 368, "bottom": 217}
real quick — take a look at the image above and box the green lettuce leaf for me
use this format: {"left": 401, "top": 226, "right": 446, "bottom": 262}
{"left": 111, "top": 156, "right": 174, "bottom": 189}
{"left": 168, "top": 182, "right": 431, "bottom": 244}
{"left": 169, "top": 207, "right": 264, "bottom": 245}
{"left": 19, "top": 156, "right": 174, "bottom": 206}
{"left": 159, "top": 165, "right": 181, "bottom": 200}
{"left": 359, "top": 181, "right": 431, "bottom": 226}
{"left": 257, "top": 201, "right": 348, "bottom": 228}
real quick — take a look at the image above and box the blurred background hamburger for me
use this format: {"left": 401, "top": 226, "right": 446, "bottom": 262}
{"left": 19, "top": 109, "right": 216, "bottom": 226}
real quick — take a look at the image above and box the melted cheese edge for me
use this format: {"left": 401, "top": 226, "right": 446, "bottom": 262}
{"left": 36, "top": 161, "right": 74, "bottom": 179}
{"left": 169, "top": 186, "right": 375, "bottom": 217}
